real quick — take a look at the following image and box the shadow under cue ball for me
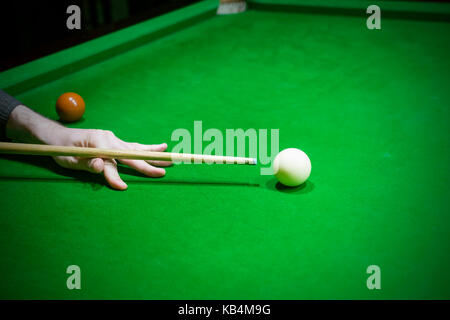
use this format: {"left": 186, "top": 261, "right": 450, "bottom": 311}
{"left": 56, "top": 92, "right": 85, "bottom": 122}
{"left": 273, "top": 148, "right": 311, "bottom": 187}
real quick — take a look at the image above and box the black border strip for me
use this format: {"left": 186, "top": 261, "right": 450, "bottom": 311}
{"left": 0, "top": 299, "right": 449, "bottom": 317}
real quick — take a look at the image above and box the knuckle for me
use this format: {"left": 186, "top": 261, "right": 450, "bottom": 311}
{"left": 104, "top": 130, "right": 115, "bottom": 137}
{"left": 96, "top": 129, "right": 115, "bottom": 138}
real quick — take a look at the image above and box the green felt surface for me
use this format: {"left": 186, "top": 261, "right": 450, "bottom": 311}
{"left": 1, "top": 1, "right": 450, "bottom": 299}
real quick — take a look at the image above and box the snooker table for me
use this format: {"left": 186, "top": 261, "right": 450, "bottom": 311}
{"left": 1, "top": 0, "right": 450, "bottom": 300}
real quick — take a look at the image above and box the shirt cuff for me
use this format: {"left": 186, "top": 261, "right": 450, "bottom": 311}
{"left": 0, "top": 90, "right": 22, "bottom": 141}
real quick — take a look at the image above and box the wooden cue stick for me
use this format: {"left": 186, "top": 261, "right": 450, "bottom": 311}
{"left": 0, "top": 142, "right": 257, "bottom": 165}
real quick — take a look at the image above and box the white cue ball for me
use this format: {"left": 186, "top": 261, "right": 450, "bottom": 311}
{"left": 273, "top": 148, "right": 311, "bottom": 187}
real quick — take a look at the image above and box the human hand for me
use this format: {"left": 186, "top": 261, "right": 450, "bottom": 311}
{"left": 6, "top": 105, "right": 171, "bottom": 190}
{"left": 53, "top": 128, "right": 171, "bottom": 190}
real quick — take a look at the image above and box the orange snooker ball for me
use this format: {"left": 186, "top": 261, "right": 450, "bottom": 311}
{"left": 56, "top": 92, "right": 85, "bottom": 122}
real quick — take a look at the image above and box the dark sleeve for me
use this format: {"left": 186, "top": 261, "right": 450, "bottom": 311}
{"left": 0, "top": 90, "right": 22, "bottom": 141}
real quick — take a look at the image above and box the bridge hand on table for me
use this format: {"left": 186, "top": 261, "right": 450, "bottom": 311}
{"left": 6, "top": 105, "right": 172, "bottom": 190}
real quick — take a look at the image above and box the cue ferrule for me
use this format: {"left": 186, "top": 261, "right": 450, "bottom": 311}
{"left": 0, "top": 142, "right": 257, "bottom": 165}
